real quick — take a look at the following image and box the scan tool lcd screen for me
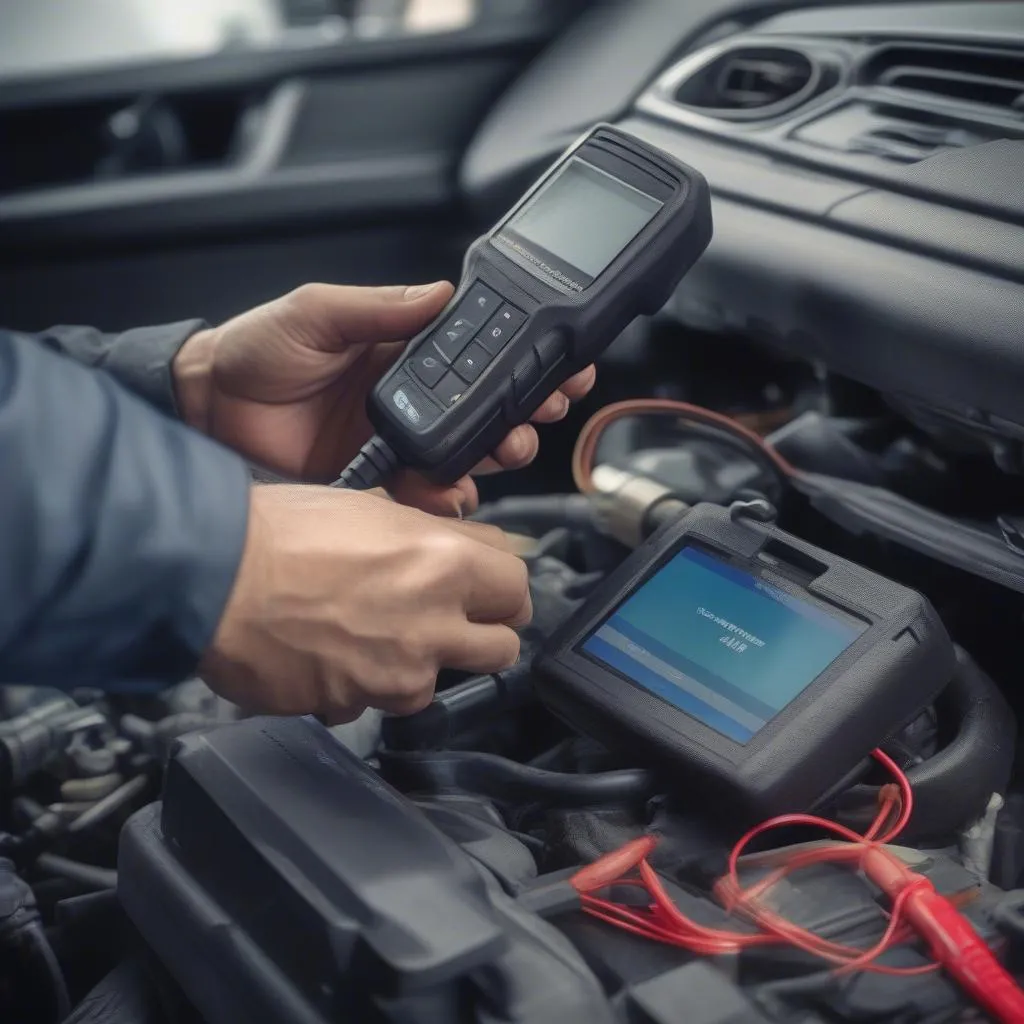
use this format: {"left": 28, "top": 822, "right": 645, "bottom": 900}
{"left": 581, "top": 547, "right": 867, "bottom": 744}
{"left": 505, "top": 159, "right": 663, "bottom": 280}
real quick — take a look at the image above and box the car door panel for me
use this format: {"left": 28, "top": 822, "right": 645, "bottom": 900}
{"left": 0, "top": 4, "right": 576, "bottom": 329}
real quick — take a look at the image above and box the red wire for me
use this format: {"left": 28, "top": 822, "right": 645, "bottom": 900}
{"left": 870, "top": 748, "right": 915, "bottom": 842}
{"left": 570, "top": 398, "right": 799, "bottom": 494}
{"left": 570, "top": 749, "right": 940, "bottom": 977}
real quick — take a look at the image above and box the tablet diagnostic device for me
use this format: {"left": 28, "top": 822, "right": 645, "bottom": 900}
{"left": 537, "top": 504, "right": 955, "bottom": 817}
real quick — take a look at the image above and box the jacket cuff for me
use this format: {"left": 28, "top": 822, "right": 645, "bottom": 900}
{"left": 174, "top": 439, "right": 252, "bottom": 666}
{"left": 104, "top": 320, "right": 208, "bottom": 419}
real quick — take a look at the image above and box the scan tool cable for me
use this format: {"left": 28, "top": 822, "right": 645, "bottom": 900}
{"left": 331, "top": 435, "right": 400, "bottom": 490}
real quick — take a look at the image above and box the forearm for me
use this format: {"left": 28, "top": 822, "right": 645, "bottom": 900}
{"left": 0, "top": 329, "right": 250, "bottom": 691}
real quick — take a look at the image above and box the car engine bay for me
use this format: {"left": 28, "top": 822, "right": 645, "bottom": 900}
{"left": 6, "top": 377, "right": 1024, "bottom": 1023}
{"left": 2, "top": 0, "right": 1024, "bottom": 1021}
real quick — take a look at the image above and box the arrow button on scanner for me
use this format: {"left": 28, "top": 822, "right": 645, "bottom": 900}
{"left": 433, "top": 316, "right": 476, "bottom": 362}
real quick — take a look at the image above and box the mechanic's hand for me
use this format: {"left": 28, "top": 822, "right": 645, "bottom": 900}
{"left": 200, "top": 485, "right": 531, "bottom": 723}
{"left": 173, "top": 282, "right": 597, "bottom": 515}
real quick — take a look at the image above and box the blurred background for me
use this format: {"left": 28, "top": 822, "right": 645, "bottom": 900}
{"left": 0, "top": 0, "right": 481, "bottom": 80}
{"left": 0, "top": 0, "right": 581, "bottom": 333}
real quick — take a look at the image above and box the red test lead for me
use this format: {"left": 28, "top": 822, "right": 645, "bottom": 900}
{"left": 570, "top": 749, "right": 1024, "bottom": 1021}
{"left": 862, "top": 847, "right": 1024, "bottom": 1024}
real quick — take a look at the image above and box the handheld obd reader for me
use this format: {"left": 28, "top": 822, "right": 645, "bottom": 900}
{"left": 334, "top": 124, "right": 712, "bottom": 488}
{"left": 537, "top": 503, "right": 956, "bottom": 820}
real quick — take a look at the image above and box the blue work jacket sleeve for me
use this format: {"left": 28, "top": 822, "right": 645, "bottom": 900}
{"left": 0, "top": 327, "right": 249, "bottom": 691}
{"left": 32, "top": 319, "right": 205, "bottom": 417}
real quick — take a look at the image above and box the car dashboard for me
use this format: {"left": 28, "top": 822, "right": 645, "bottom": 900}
{"left": 463, "top": 0, "right": 1024, "bottom": 458}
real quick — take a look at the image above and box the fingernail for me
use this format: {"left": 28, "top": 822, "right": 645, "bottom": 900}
{"left": 404, "top": 282, "right": 445, "bottom": 300}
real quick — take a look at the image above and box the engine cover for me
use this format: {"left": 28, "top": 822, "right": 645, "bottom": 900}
{"left": 117, "top": 714, "right": 1007, "bottom": 1024}
{"left": 117, "top": 715, "right": 615, "bottom": 1024}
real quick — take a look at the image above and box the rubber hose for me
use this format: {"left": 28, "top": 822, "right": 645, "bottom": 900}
{"left": 472, "top": 494, "right": 597, "bottom": 533}
{"left": 377, "top": 748, "right": 655, "bottom": 808}
{"left": 382, "top": 662, "right": 535, "bottom": 752}
{"left": 60, "top": 773, "right": 124, "bottom": 803}
{"left": 834, "top": 646, "right": 1015, "bottom": 841}
{"left": 36, "top": 853, "right": 117, "bottom": 890}
{"left": 66, "top": 774, "right": 148, "bottom": 834}
{"left": 21, "top": 922, "right": 71, "bottom": 1023}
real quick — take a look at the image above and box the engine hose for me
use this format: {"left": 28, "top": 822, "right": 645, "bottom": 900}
{"left": 36, "top": 854, "right": 117, "bottom": 891}
{"left": 66, "top": 774, "right": 148, "bottom": 834}
{"left": 377, "top": 748, "right": 655, "bottom": 809}
{"left": 382, "top": 663, "right": 535, "bottom": 752}
{"left": 472, "top": 494, "right": 597, "bottom": 534}
{"left": 20, "top": 922, "right": 71, "bottom": 1023}
{"left": 833, "top": 646, "right": 1015, "bottom": 841}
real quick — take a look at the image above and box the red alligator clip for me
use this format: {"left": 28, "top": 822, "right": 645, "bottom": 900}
{"left": 862, "top": 848, "right": 1024, "bottom": 1023}
{"left": 570, "top": 835, "right": 658, "bottom": 894}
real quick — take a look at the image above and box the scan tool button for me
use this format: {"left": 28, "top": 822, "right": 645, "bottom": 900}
{"left": 479, "top": 304, "right": 526, "bottom": 355}
{"left": 534, "top": 330, "right": 565, "bottom": 372}
{"left": 433, "top": 315, "right": 476, "bottom": 362}
{"left": 433, "top": 372, "right": 466, "bottom": 408}
{"left": 409, "top": 351, "right": 446, "bottom": 388}
{"left": 460, "top": 281, "right": 502, "bottom": 321}
{"left": 454, "top": 342, "right": 489, "bottom": 384}
{"left": 511, "top": 350, "right": 544, "bottom": 406}
{"left": 385, "top": 376, "right": 439, "bottom": 432}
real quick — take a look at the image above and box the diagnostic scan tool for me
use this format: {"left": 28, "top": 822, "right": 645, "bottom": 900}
{"left": 336, "top": 125, "right": 712, "bottom": 488}
{"left": 537, "top": 504, "right": 956, "bottom": 818}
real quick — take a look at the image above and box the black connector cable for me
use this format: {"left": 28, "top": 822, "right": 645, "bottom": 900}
{"left": 331, "top": 435, "right": 399, "bottom": 490}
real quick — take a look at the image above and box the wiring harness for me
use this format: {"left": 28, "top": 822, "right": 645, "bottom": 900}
{"left": 570, "top": 398, "right": 798, "bottom": 497}
{"left": 569, "top": 750, "right": 1024, "bottom": 1022}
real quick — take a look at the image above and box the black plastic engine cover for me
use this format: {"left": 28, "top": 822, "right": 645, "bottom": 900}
{"left": 117, "top": 715, "right": 615, "bottom": 1024}
{"left": 116, "top": 714, "right": 1007, "bottom": 1024}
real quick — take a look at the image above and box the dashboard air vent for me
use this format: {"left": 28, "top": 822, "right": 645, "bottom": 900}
{"left": 674, "top": 46, "right": 832, "bottom": 121}
{"left": 863, "top": 45, "right": 1024, "bottom": 116}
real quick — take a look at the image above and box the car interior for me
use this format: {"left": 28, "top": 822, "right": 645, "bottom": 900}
{"left": 2, "top": 0, "right": 1024, "bottom": 1021}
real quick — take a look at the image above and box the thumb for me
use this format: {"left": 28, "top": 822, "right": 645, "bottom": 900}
{"left": 293, "top": 281, "right": 454, "bottom": 350}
